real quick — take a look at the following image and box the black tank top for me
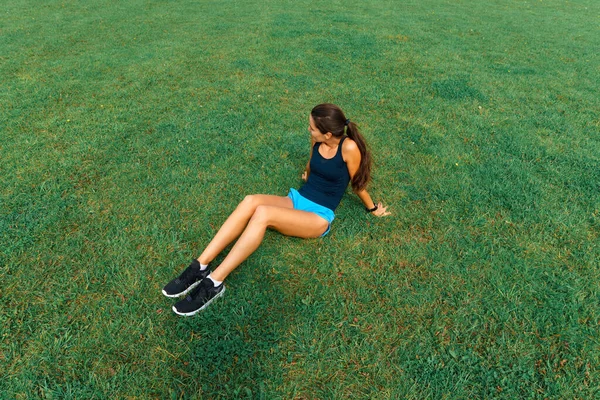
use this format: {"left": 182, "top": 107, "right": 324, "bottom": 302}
{"left": 298, "top": 136, "right": 351, "bottom": 211}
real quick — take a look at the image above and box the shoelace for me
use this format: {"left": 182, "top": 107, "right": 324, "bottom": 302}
{"left": 178, "top": 265, "right": 201, "bottom": 283}
{"left": 187, "top": 279, "right": 209, "bottom": 301}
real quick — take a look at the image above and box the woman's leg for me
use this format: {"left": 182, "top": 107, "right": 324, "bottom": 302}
{"left": 197, "top": 194, "right": 293, "bottom": 265}
{"left": 210, "top": 206, "right": 329, "bottom": 281}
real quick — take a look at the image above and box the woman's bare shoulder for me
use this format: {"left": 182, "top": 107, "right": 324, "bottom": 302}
{"left": 342, "top": 137, "right": 360, "bottom": 161}
{"left": 342, "top": 137, "right": 358, "bottom": 149}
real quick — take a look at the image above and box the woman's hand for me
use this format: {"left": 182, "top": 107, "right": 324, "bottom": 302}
{"left": 371, "top": 202, "right": 391, "bottom": 217}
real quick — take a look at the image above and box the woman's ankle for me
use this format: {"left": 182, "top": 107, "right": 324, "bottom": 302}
{"left": 197, "top": 256, "right": 211, "bottom": 266}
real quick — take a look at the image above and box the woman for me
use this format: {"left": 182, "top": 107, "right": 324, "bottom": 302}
{"left": 162, "top": 103, "right": 390, "bottom": 316}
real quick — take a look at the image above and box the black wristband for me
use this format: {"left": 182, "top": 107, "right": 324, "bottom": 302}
{"left": 366, "top": 204, "right": 378, "bottom": 213}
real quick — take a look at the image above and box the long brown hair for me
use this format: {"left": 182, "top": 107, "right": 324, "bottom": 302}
{"left": 311, "top": 103, "right": 372, "bottom": 191}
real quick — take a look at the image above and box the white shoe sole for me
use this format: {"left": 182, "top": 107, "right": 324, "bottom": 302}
{"left": 172, "top": 286, "right": 226, "bottom": 317}
{"left": 161, "top": 280, "right": 203, "bottom": 298}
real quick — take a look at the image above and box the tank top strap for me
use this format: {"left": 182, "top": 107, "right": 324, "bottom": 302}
{"left": 335, "top": 136, "right": 348, "bottom": 159}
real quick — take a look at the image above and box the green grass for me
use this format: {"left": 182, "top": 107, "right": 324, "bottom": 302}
{"left": 2, "top": 0, "right": 599, "bottom": 398}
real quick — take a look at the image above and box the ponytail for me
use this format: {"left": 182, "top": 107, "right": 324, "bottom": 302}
{"left": 345, "top": 122, "right": 371, "bottom": 192}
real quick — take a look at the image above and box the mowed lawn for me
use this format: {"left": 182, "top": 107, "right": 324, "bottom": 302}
{"left": 1, "top": 0, "right": 599, "bottom": 398}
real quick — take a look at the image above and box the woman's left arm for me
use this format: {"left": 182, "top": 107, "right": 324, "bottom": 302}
{"left": 355, "top": 189, "right": 390, "bottom": 217}
{"left": 343, "top": 139, "right": 391, "bottom": 217}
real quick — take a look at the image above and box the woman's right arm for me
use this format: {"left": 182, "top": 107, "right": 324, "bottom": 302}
{"left": 302, "top": 137, "right": 316, "bottom": 181}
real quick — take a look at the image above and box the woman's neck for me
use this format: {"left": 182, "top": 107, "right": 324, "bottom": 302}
{"left": 321, "top": 136, "right": 342, "bottom": 150}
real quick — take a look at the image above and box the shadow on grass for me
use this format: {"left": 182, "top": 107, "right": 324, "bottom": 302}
{"left": 163, "top": 251, "right": 296, "bottom": 398}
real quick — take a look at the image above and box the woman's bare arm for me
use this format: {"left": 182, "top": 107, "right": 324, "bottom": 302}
{"left": 302, "top": 137, "right": 316, "bottom": 181}
{"left": 343, "top": 139, "right": 391, "bottom": 216}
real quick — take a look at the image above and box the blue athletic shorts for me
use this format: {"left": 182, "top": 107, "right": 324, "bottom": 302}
{"left": 287, "top": 188, "right": 335, "bottom": 236}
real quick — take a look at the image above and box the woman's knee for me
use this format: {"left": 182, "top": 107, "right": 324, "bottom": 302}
{"left": 239, "top": 194, "right": 259, "bottom": 211}
{"left": 250, "top": 205, "right": 271, "bottom": 225}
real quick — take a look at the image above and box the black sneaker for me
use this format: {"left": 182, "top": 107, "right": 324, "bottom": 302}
{"left": 162, "top": 259, "right": 210, "bottom": 298}
{"left": 172, "top": 278, "right": 226, "bottom": 316}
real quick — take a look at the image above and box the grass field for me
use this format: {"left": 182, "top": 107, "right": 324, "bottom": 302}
{"left": 2, "top": 0, "right": 599, "bottom": 398}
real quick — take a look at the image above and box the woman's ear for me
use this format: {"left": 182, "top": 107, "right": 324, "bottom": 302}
{"left": 324, "top": 132, "right": 333, "bottom": 140}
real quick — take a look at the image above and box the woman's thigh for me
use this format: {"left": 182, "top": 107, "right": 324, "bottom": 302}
{"left": 255, "top": 205, "right": 329, "bottom": 238}
{"left": 245, "top": 194, "right": 293, "bottom": 209}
